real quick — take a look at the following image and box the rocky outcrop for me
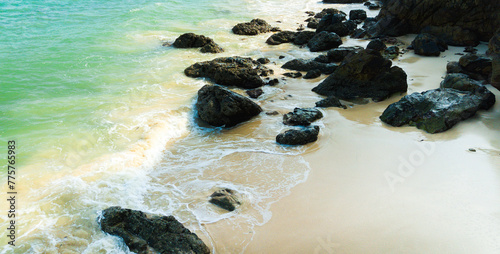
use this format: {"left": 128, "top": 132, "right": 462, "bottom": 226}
{"left": 282, "top": 59, "right": 337, "bottom": 74}
{"left": 371, "top": 0, "right": 500, "bottom": 44}
{"left": 349, "top": 9, "right": 367, "bottom": 21}
{"left": 411, "top": 33, "right": 447, "bottom": 56}
{"left": 315, "top": 96, "right": 346, "bottom": 108}
{"left": 316, "top": 13, "right": 347, "bottom": 34}
{"left": 209, "top": 189, "right": 242, "bottom": 212}
{"left": 448, "top": 54, "right": 493, "bottom": 82}
{"left": 312, "top": 49, "right": 408, "bottom": 101}
{"left": 173, "top": 33, "right": 224, "bottom": 53}
{"left": 380, "top": 86, "right": 495, "bottom": 133}
{"left": 99, "top": 206, "right": 210, "bottom": 254}
{"left": 196, "top": 85, "right": 262, "bottom": 127}
{"left": 232, "top": 19, "right": 272, "bottom": 35}
{"left": 308, "top": 31, "right": 343, "bottom": 52}
{"left": 283, "top": 108, "right": 323, "bottom": 126}
{"left": 276, "top": 126, "right": 320, "bottom": 145}
{"left": 488, "top": 29, "right": 500, "bottom": 90}
{"left": 185, "top": 57, "right": 272, "bottom": 89}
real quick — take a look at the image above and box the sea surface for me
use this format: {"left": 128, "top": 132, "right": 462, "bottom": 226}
{"left": 0, "top": 0, "right": 372, "bottom": 253}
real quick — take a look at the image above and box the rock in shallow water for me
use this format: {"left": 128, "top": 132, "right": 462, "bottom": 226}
{"left": 99, "top": 206, "right": 210, "bottom": 254}
{"left": 196, "top": 85, "right": 262, "bottom": 127}
{"left": 283, "top": 108, "right": 323, "bottom": 126}
{"left": 232, "top": 19, "right": 272, "bottom": 35}
{"left": 209, "top": 189, "right": 242, "bottom": 212}
{"left": 276, "top": 126, "right": 320, "bottom": 145}
{"left": 380, "top": 87, "right": 495, "bottom": 133}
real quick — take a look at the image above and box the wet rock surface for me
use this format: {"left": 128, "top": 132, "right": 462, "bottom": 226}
{"left": 283, "top": 108, "right": 323, "bottom": 126}
{"left": 232, "top": 19, "right": 273, "bottom": 35}
{"left": 276, "top": 126, "right": 320, "bottom": 145}
{"left": 209, "top": 189, "right": 242, "bottom": 212}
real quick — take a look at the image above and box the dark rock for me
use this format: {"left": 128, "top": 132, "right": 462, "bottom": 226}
{"left": 440, "top": 73, "right": 484, "bottom": 92}
{"left": 349, "top": 9, "right": 367, "bottom": 21}
{"left": 279, "top": 55, "right": 286, "bottom": 59}
{"left": 283, "top": 72, "right": 303, "bottom": 78}
{"left": 173, "top": 33, "right": 214, "bottom": 48}
{"left": 209, "top": 189, "right": 242, "bottom": 212}
{"left": 411, "top": 33, "right": 447, "bottom": 56}
{"left": 232, "top": 19, "right": 272, "bottom": 35}
{"left": 99, "top": 206, "right": 210, "bottom": 254}
{"left": 195, "top": 85, "right": 262, "bottom": 127}
{"left": 380, "top": 88, "right": 495, "bottom": 133}
{"left": 312, "top": 49, "right": 407, "bottom": 101}
{"left": 304, "top": 69, "right": 322, "bottom": 79}
{"left": 351, "top": 28, "right": 367, "bottom": 39}
{"left": 246, "top": 88, "right": 263, "bottom": 99}
{"left": 371, "top": 0, "right": 500, "bottom": 43}
{"left": 314, "top": 55, "right": 331, "bottom": 63}
{"left": 270, "top": 27, "right": 281, "bottom": 32}
{"left": 282, "top": 59, "right": 338, "bottom": 74}
{"left": 316, "top": 13, "right": 347, "bottom": 33}
{"left": 367, "top": 3, "right": 381, "bottom": 10}
{"left": 421, "top": 26, "right": 479, "bottom": 46}
{"left": 307, "top": 19, "right": 319, "bottom": 29}
{"left": 293, "top": 31, "right": 316, "bottom": 45}
{"left": 383, "top": 46, "right": 400, "bottom": 59}
{"left": 367, "top": 39, "right": 387, "bottom": 51}
{"left": 276, "top": 126, "right": 320, "bottom": 145}
{"left": 315, "top": 96, "right": 347, "bottom": 108}
{"left": 283, "top": 108, "right": 323, "bottom": 126}
{"left": 257, "top": 57, "right": 270, "bottom": 64}
{"left": 327, "top": 47, "right": 360, "bottom": 62}
{"left": 266, "top": 31, "right": 297, "bottom": 45}
{"left": 464, "top": 46, "right": 477, "bottom": 54}
{"left": 306, "top": 11, "right": 315, "bottom": 16}
{"left": 447, "top": 61, "right": 463, "bottom": 74}
{"left": 200, "top": 41, "right": 224, "bottom": 53}
{"left": 315, "top": 8, "right": 346, "bottom": 19}
{"left": 488, "top": 29, "right": 500, "bottom": 89}
{"left": 268, "top": 78, "right": 280, "bottom": 86}
{"left": 344, "top": 20, "right": 358, "bottom": 34}
{"left": 323, "top": 0, "right": 365, "bottom": 3}
{"left": 266, "top": 111, "right": 280, "bottom": 116}
{"left": 185, "top": 56, "right": 272, "bottom": 89}
{"left": 459, "top": 54, "right": 492, "bottom": 81}
{"left": 308, "top": 31, "right": 343, "bottom": 52}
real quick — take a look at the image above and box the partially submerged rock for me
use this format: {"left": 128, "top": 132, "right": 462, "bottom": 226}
{"left": 315, "top": 96, "right": 346, "bottom": 108}
{"left": 196, "top": 85, "right": 262, "bottom": 127}
{"left": 173, "top": 33, "right": 224, "bottom": 53}
{"left": 312, "top": 49, "right": 408, "bottom": 101}
{"left": 283, "top": 108, "right": 323, "bottom": 126}
{"left": 246, "top": 88, "right": 263, "bottom": 99}
{"left": 276, "top": 126, "right": 320, "bottom": 145}
{"left": 209, "top": 189, "right": 242, "bottom": 212}
{"left": 304, "top": 69, "right": 322, "bottom": 79}
{"left": 266, "top": 31, "right": 296, "bottom": 45}
{"left": 308, "top": 31, "right": 343, "bottom": 52}
{"left": 99, "top": 206, "right": 210, "bottom": 254}
{"left": 282, "top": 58, "right": 337, "bottom": 74}
{"left": 380, "top": 87, "right": 495, "bottom": 133}
{"left": 232, "top": 19, "right": 272, "bottom": 35}
{"left": 185, "top": 56, "right": 272, "bottom": 89}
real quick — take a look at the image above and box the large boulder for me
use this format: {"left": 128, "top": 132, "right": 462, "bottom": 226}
{"left": 488, "top": 29, "right": 500, "bottom": 90}
{"left": 232, "top": 19, "right": 272, "bottom": 35}
{"left": 184, "top": 57, "right": 272, "bottom": 89}
{"left": 349, "top": 9, "right": 367, "bottom": 21}
{"left": 458, "top": 54, "right": 492, "bottom": 81}
{"left": 196, "top": 85, "right": 262, "bottom": 127}
{"left": 173, "top": 33, "right": 224, "bottom": 53}
{"left": 282, "top": 59, "right": 338, "bottom": 74}
{"left": 308, "top": 31, "right": 343, "bottom": 52}
{"left": 312, "top": 49, "right": 408, "bottom": 101}
{"left": 283, "top": 108, "right": 323, "bottom": 126}
{"left": 411, "top": 33, "right": 447, "bottom": 56}
{"left": 293, "top": 31, "right": 316, "bottom": 45}
{"left": 380, "top": 87, "right": 495, "bottom": 133}
{"left": 440, "top": 73, "right": 483, "bottom": 92}
{"left": 99, "top": 206, "right": 210, "bottom": 254}
{"left": 266, "top": 31, "right": 297, "bottom": 45}
{"left": 276, "top": 126, "right": 320, "bottom": 145}
{"left": 371, "top": 0, "right": 500, "bottom": 43}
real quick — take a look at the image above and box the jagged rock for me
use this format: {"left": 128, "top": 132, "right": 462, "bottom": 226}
{"left": 366, "top": 39, "right": 387, "bottom": 51}
{"left": 173, "top": 33, "right": 214, "bottom": 48}
{"left": 200, "top": 41, "right": 224, "bottom": 53}
{"left": 440, "top": 73, "right": 484, "bottom": 92}
{"left": 185, "top": 56, "right": 272, "bottom": 89}
{"left": 196, "top": 85, "right": 262, "bottom": 127}
{"left": 283, "top": 108, "right": 323, "bottom": 126}
{"left": 371, "top": 0, "right": 500, "bottom": 43}
{"left": 380, "top": 87, "right": 495, "bottom": 133}
{"left": 304, "top": 69, "right": 322, "bottom": 79}
{"left": 266, "top": 31, "right": 296, "bottom": 45}
{"left": 246, "top": 88, "right": 263, "bottom": 99}
{"left": 99, "top": 206, "right": 210, "bottom": 254}
{"left": 312, "top": 49, "right": 407, "bottom": 101}
{"left": 411, "top": 33, "right": 447, "bottom": 56}
{"left": 349, "top": 9, "right": 367, "bottom": 21}
{"left": 283, "top": 72, "right": 303, "bottom": 78}
{"left": 421, "top": 26, "right": 479, "bottom": 46}
{"left": 209, "top": 189, "right": 242, "bottom": 212}
{"left": 293, "top": 31, "right": 316, "bottom": 45}
{"left": 282, "top": 59, "right": 337, "bottom": 74}
{"left": 232, "top": 19, "right": 272, "bottom": 35}
{"left": 315, "top": 96, "right": 346, "bottom": 108}
{"left": 276, "top": 126, "right": 320, "bottom": 145}
{"left": 308, "top": 31, "right": 343, "bottom": 52}
{"left": 458, "top": 54, "right": 492, "bottom": 81}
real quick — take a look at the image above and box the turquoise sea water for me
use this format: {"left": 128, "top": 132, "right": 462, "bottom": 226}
{"left": 1, "top": 0, "right": 326, "bottom": 252}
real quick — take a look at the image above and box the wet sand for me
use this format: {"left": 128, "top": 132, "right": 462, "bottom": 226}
{"left": 243, "top": 43, "right": 500, "bottom": 253}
